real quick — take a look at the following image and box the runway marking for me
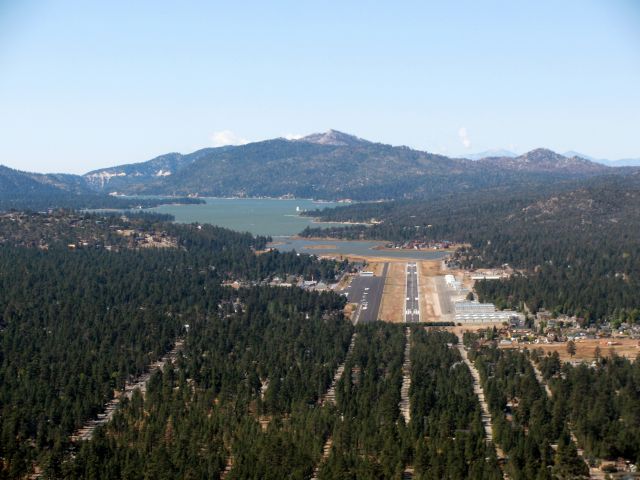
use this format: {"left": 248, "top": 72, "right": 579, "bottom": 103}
{"left": 404, "top": 263, "right": 420, "bottom": 323}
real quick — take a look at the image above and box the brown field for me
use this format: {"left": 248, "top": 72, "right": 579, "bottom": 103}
{"left": 418, "top": 261, "right": 444, "bottom": 323}
{"left": 376, "top": 259, "right": 447, "bottom": 324}
{"left": 500, "top": 338, "right": 640, "bottom": 362}
{"left": 379, "top": 262, "right": 406, "bottom": 323}
{"left": 445, "top": 324, "right": 503, "bottom": 337}
{"left": 365, "top": 262, "right": 386, "bottom": 276}
{"left": 459, "top": 272, "right": 476, "bottom": 291}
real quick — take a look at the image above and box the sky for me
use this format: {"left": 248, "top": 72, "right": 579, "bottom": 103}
{"left": 0, "top": 1, "right": 639, "bottom": 174}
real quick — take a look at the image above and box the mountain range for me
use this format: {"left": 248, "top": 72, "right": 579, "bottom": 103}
{"left": 79, "top": 130, "right": 617, "bottom": 200}
{"left": 561, "top": 151, "right": 640, "bottom": 167}
{"left": 463, "top": 149, "right": 519, "bottom": 160}
{"left": 1, "top": 130, "right": 636, "bottom": 208}
{"left": 466, "top": 149, "right": 640, "bottom": 167}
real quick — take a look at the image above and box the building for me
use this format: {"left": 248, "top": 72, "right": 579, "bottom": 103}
{"left": 471, "top": 274, "right": 501, "bottom": 281}
{"left": 444, "top": 274, "right": 463, "bottom": 291}
{"left": 453, "top": 299, "right": 523, "bottom": 324}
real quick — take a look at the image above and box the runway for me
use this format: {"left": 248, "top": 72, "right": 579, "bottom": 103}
{"left": 342, "top": 263, "right": 388, "bottom": 324}
{"left": 405, "top": 262, "right": 420, "bottom": 323}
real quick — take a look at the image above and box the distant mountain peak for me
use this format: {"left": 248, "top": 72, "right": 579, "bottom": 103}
{"left": 478, "top": 148, "right": 608, "bottom": 174}
{"left": 563, "top": 150, "right": 596, "bottom": 161}
{"left": 464, "top": 149, "right": 518, "bottom": 160}
{"left": 520, "top": 148, "right": 563, "bottom": 161}
{"left": 299, "top": 130, "right": 370, "bottom": 146}
{"left": 562, "top": 151, "right": 640, "bottom": 167}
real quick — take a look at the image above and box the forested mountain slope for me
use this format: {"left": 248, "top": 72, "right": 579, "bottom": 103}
{"left": 84, "top": 136, "right": 467, "bottom": 200}
{"left": 0, "top": 165, "right": 85, "bottom": 200}
{"left": 2, "top": 131, "right": 626, "bottom": 205}
{"left": 81, "top": 131, "right": 616, "bottom": 201}
{"left": 0, "top": 165, "right": 203, "bottom": 211}
{"left": 83, "top": 149, "right": 221, "bottom": 191}
{"left": 477, "top": 148, "right": 609, "bottom": 174}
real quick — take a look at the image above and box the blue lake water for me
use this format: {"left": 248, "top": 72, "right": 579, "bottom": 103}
{"left": 149, "top": 197, "right": 344, "bottom": 237}
{"left": 147, "top": 197, "right": 448, "bottom": 260}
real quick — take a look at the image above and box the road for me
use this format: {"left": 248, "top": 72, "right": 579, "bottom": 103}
{"left": 70, "top": 338, "right": 184, "bottom": 443}
{"left": 455, "top": 333, "right": 508, "bottom": 478}
{"left": 342, "top": 263, "right": 388, "bottom": 324}
{"left": 405, "top": 263, "right": 420, "bottom": 322}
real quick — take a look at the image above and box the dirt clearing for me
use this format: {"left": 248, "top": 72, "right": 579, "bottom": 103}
{"left": 418, "top": 261, "right": 444, "bottom": 323}
{"left": 502, "top": 338, "right": 640, "bottom": 362}
{"left": 379, "top": 262, "right": 406, "bottom": 323}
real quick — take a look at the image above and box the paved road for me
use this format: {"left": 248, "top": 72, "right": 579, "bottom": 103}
{"left": 405, "top": 262, "right": 420, "bottom": 323}
{"left": 342, "top": 263, "right": 388, "bottom": 324}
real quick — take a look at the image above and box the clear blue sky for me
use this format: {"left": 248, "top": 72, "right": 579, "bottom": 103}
{"left": 1, "top": 1, "right": 639, "bottom": 173}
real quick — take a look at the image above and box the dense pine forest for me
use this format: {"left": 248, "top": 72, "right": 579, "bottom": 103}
{"left": 464, "top": 335, "right": 588, "bottom": 479}
{"left": 0, "top": 212, "right": 346, "bottom": 478}
{"left": 302, "top": 173, "right": 640, "bottom": 322}
{"left": 66, "top": 287, "right": 352, "bottom": 480}
{"left": 2, "top": 211, "right": 640, "bottom": 478}
{"left": 536, "top": 350, "right": 640, "bottom": 464}
{"left": 461, "top": 330, "right": 640, "bottom": 477}
{"left": 65, "top": 325, "right": 509, "bottom": 480}
{"left": 3, "top": 1, "right": 639, "bottom": 478}
{"left": 407, "top": 329, "right": 502, "bottom": 480}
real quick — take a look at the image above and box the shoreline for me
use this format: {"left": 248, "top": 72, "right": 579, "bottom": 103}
{"left": 310, "top": 218, "right": 372, "bottom": 226}
{"left": 287, "top": 235, "right": 386, "bottom": 244}
{"left": 124, "top": 194, "right": 356, "bottom": 203}
{"left": 316, "top": 252, "right": 450, "bottom": 263}
{"left": 371, "top": 243, "right": 466, "bottom": 253}
{"left": 269, "top": 236, "right": 453, "bottom": 263}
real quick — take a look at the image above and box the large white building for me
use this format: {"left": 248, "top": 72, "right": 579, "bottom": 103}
{"left": 453, "top": 299, "right": 523, "bottom": 324}
{"left": 453, "top": 301, "right": 496, "bottom": 313}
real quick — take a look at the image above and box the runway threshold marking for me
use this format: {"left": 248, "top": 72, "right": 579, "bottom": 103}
{"left": 404, "top": 262, "right": 420, "bottom": 323}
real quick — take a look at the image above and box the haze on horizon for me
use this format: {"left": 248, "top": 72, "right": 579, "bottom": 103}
{"left": 1, "top": 0, "right": 639, "bottom": 174}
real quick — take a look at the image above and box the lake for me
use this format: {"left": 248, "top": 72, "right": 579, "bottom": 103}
{"left": 149, "top": 197, "right": 449, "bottom": 260}
{"left": 149, "top": 197, "right": 344, "bottom": 237}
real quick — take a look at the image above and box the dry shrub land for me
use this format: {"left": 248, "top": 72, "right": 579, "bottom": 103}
{"left": 502, "top": 338, "right": 640, "bottom": 362}
{"left": 379, "top": 262, "right": 406, "bottom": 323}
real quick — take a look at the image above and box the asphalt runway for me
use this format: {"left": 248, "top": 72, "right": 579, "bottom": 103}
{"left": 405, "top": 262, "right": 420, "bottom": 323}
{"left": 342, "top": 263, "right": 388, "bottom": 324}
